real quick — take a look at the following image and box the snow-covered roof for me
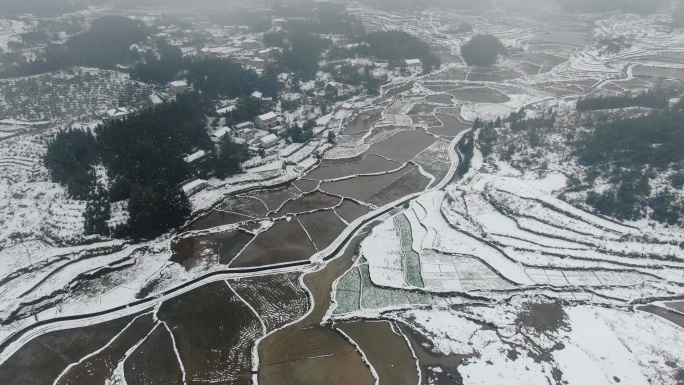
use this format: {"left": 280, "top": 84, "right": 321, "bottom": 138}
{"left": 216, "top": 105, "right": 236, "bottom": 114}
{"left": 183, "top": 150, "right": 206, "bottom": 163}
{"left": 236, "top": 121, "right": 253, "bottom": 129}
{"left": 211, "top": 127, "right": 231, "bottom": 139}
{"left": 257, "top": 112, "right": 278, "bottom": 121}
{"left": 405, "top": 58, "right": 422, "bottom": 65}
{"left": 259, "top": 133, "right": 279, "bottom": 144}
{"left": 181, "top": 179, "right": 207, "bottom": 194}
{"left": 251, "top": 91, "right": 263, "bottom": 99}
{"left": 106, "top": 107, "right": 129, "bottom": 118}
{"left": 169, "top": 80, "right": 187, "bottom": 87}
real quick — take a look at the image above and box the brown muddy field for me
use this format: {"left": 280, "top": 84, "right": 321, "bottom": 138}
{"left": 124, "top": 324, "right": 184, "bottom": 385}
{"left": 376, "top": 81, "right": 416, "bottom": 104}
{"left": 408, "top": 103, "right": 438, "bottom": 115}
{"left": 258, "top": 232, "right": 375, "bottom": 385}
{"left": 637, "top": 305, "right": 684, "bottom": 328}
{"left": 336, "top": 321, "right": 419, "bottom": 385}
{"left": 429, "top": 114, "right": 471, "bottom": 137}
{"left": 367, "top": 167, "right": 431, "bottom": 206}
{"left": 158, "top": 281, "right": 262, "bottom": 385}
{"left": 189, "top": 211, "right": 252, "bottom": 231}
{"left": 0, "top": 315, "right": 136, "bottom": 385}
{"left": 255, "top": 186, "right": 301, "bottom": 212}
{"left": 272, "top": 191, "right": 342, "bottom": 216}
{"left": 368, "top": 130, "right": 438, "bottom": 163}
{"left": 231, "top": 219, "right": 317, "bottom": 267}
{"left": 231, "top": 273, "right": 309, "bottom": 332}
{"left": 294, "top": 179, "right": 320, "bottom": 193}
{"left": 219, "top": 196, "right": 269, "bottom": 217}
{"left": 56, "top": 313, "right": 157, "bottom": 385}
{"left": 397, "top": 321, "right": 475, "bottom": 384}
{"left": 320, "top": 165, "right": 415, "bottom": 202}
{"left": 448, "top": 87, "right": 511, "bottom": 103}
{"left": 415, "top": 158, "right": 449, "bottom": 184}
{"left": 307, "top": 155, "right": 401, "bottom": 181}
{"left": 664, "top": 301, "right": 684, "bottom": 313}
{"left": 426, "top": 93, "right": 454, "bottom": 104}
{"left": 343, "top": 109, "right": 383, "bottom": 134}
{"left": 335, "top": 199, "right": 370, "bottom": 223}
{"left": 171, "top": 231, "right": 255, "bottom": 268}
{"left": 412, "top": 114, "right": 443, "bottom": 127}
{"left": 298, "top": 210, "right": 348, "bottom": 250}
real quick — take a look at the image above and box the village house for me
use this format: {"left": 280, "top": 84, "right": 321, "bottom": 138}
{"left": 236, "top": 128, "right": 256, "bottom": 141}
{"left": 183, "top": 150, "right": 206, "bottom": 164}
{"left": 405, "top": 59, "right": 422, "bottom": 71}
{"left": 249, "top": 57, "right": 266, "bottom": 70}
{"left": 211, "top": 127, "right": 232, "bottom": 142}
{"left": 273, "top": 18, "right": 285, "bottom": 28}
{"left": 180, "top": 177, "right": 208, "bottom": 197}
{"left": 105, "top": 107, "right": 129, "bottom": 122}
{"left": 169, "top": 80, "right": 189, "bottom": 96}
{"left": 256, "top": 133, "right": 279, "bottom": 149}
{"left": 255, "top": 112, "right": 278, "bottom": 129}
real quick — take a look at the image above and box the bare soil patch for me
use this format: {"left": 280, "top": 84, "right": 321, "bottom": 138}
{"left": 367, "top": 167, "right": 431, "bottom": 206}
{"left": 336, "top": 321, "right": 419, "bottom": 385}
{"left": 335, "top": 199, "right": 370, "bottom": 223}
{"left": 368, "top": 130, "right": 438, "bottom": 163}
{"left": 124, "top": 324, "right": 184, "bottom": 385}
{"left": 188, "top": 211, "right": 252, "bottom": 231}
{"left": 343, "top": 109, "right": 383, "bottom": 134}
{"left": 231, "top": 273, "right": 309, "bottom": 332}
{"left": 0, "top": 316, "right": 135, "bottom": 385}
{"left": 272, "top": 192, "right": 342, "bottom": 216}
{"left": 157, "top": 281, "right": 262, "bottom": 385}
{"left": 231, "top": 219, "right": 317, "bottom": 267}
{"left": 321, "top": 165, "right": 415, "bottom": 202}
{"left": 57, "top": 313, "right": 156, "bottom": 385}
{"left": 298, "top": 210, "right": 348, "bottom": 250}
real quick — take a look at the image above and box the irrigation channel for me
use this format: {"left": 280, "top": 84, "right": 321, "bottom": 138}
{"left": 0, "top": 87, "right": 471, "bottom": 384}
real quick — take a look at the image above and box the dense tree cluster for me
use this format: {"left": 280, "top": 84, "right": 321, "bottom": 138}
{"left": 273, "top": 1, "right": 365, "bottom": 37}
{"left": 558, "top": 0, "right": 668, "bottom": 15}
{"left": 461, "top": 34, "right": 506, "bottom": 67}
{"left": 44, "top": 93, "right": 248, "bottom": 240}
{"left": 354, "top": 31, "right": 441, "bottom": 72}
{"left": 576, "top": 103, "right": 684, "bottom": 222}
{"left": 0, "top": 0, "right": 87, "bottom": 15}
{"left": 0, "top": 16, "right": 149, "bottom": 78}
{"left": 576, "top": 89, "right": 670, "bottom": 111}
{"left": 354, "top": 0, "right": 490, "bottom": 11}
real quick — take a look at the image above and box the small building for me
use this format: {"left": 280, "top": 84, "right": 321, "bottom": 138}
{"left": 251, "top": 91, "right": 263, "bottom": 99}
{"left": 216, "top": 105, "right": 236, "bottom": 115}
{"left": 236, "top": 128, "right": 256, "bottom": 140}
{"left": 183, "top": 150, "right": 206, "bottom": 164}
{"left": 256, "top": 47, "right": 279, "bottom": 60}
{"left": 105, "top": 107, "right": 129, "bottom": 122}
{"left": 273, "top": 18, "right": 285, "bottom": 28}
{"left": 235, "top": 121, "right": 254, "bottom": 130}
{"left": 256, "top": 133, "right": 279, "bottom": 148}
{"left": 277, "top": 73, "right": 290, "bottom": 83}
{"left": 169, "top": 80, "right": 188, "bottom": 96}
{"left": 249, "top": 57, "right": 265, "bottom": 70}
{"left": 211, "top": 127, "right": 232, "bottom": 142}
{"left": 180, "top": 178, "right": 208, "bottom": 197}
{"left": 241, "top": 39, "right": 260, "bottom": 49}
{"left": 405, "top": 59, "right": 422, "bottom": 70}
{"left": 255, "top": 112, "right": 278, "bottom": 129}
{"left": 180, "top": 47, "right": 197, "bottom": 57}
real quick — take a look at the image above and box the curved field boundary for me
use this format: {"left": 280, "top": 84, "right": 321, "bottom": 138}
{"left": 0, "top": 261, "right": 310, "bottom": 363}
{"left": 0, "top": 125, "right": 471, "bottom": 367}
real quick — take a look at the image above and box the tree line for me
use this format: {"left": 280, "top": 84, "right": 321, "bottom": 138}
{"left": 576, "top": 89, "right": 671, "bottom": 111}
{"left": 44, "top": 93, "right": 250, "bottom": 240}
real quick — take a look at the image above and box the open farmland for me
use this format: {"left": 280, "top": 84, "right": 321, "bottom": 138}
{"left": 1, "top": 2, "right": 684, "bottom": 385}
